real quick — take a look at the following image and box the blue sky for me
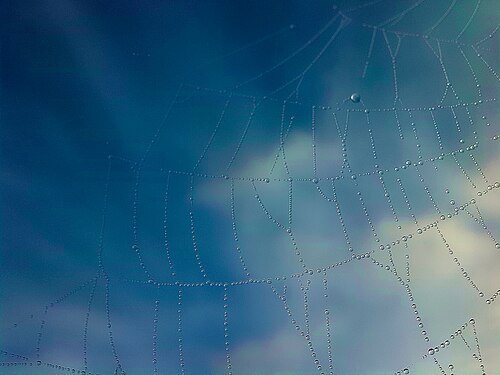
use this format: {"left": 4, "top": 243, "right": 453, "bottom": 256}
{"left": 1, "top": 1, "right": 499, "bottom": 374}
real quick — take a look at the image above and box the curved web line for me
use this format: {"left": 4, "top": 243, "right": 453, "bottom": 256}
{"left": 456, "top": 0, "right": 482, "bottom": 41}
{"left": 424, "top": 0, "right": 458, "bottom": 35}
{"left": 377, "top": 0, "right": 427, "bottom": 28}
{"left": 233, "top": 13, "right": 342, "bottom": 90}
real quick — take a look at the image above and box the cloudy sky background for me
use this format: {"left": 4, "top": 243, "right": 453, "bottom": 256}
{"left": 1, "top": 0, "right": 499, "bottom": 374}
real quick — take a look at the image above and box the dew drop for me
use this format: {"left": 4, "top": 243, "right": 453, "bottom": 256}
{"left": 350, "top": 93, "right": 361, "bottom": 103}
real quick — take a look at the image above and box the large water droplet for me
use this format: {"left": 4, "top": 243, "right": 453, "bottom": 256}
{"left": 350, "top": 93, "right": 361, "bottom": 103}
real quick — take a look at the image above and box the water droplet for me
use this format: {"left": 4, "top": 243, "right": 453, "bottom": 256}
{"left": 350, "top": 93, "right": 361, "bottom": 103}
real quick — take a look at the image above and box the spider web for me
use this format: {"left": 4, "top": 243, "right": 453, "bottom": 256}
{"left": 2, "top": 1, "right": 500, "bottom": 374}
